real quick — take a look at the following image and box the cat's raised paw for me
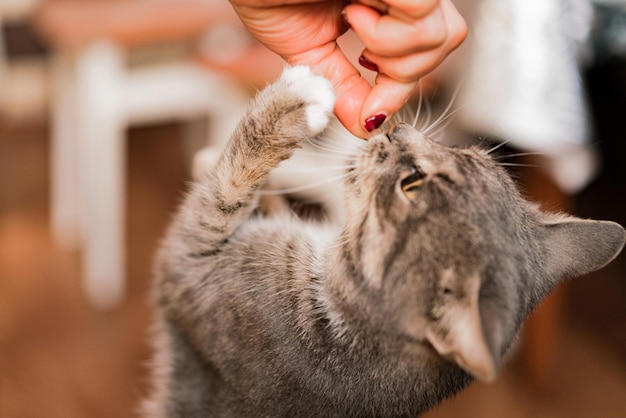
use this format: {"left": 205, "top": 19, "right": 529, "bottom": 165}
{"left": 280, "top": 66, "right": 336, "bottom": 135}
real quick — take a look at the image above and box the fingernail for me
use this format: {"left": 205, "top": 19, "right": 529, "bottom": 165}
{"left": 358, "top": 55, "right": 379, "bottom": 72}
{"left": 364, "top": 113, "right": 387, "bottom": 132}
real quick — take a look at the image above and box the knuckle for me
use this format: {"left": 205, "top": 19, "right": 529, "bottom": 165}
{"left": 449, "top": 19, "right": 468, "bottom": 49}
{"left": 402, "top": 0, "right": 439, "bottom": 18}
{"left": 382, "top": 65, "right": 423, "bottom": 84}
{"left": 418, "top": 17, "right": 448, "bottom": 47}
{"left": 378, "top": 51, "right": 443, "bottom": 83}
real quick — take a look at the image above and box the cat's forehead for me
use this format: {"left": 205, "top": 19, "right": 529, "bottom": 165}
{"left": 372, "top": 123, "right": 495, "bottom": 179}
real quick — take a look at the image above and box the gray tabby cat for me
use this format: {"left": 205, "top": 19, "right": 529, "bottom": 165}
{"left": 145, "top": 66, "right": 625, "bottom": 417}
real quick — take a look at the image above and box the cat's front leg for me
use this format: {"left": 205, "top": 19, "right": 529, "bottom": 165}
{"left": 218, "top": 65, "right": 336, "bottom": 183}
{"left": 176, "top": 66, "right": 335, "bottom": 254}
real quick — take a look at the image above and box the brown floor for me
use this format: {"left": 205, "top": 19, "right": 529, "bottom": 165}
{"left": 1, "top": 118, "right": 625, "bottom": 418}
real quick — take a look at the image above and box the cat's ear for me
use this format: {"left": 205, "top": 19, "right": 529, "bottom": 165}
{"left": 539, "top": 218, "right": 625, "bottom": 281}
{"left": 425, "top": 274, "right": 498, "bottom": 383}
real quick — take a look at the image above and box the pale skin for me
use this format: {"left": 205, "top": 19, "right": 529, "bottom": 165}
{"left": 229, "top": 0, "right": 467, "bottom": 138}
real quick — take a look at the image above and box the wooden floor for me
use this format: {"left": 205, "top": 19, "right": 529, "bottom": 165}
{"left": 0, "top": 113, "right": 625, "bottom": 417}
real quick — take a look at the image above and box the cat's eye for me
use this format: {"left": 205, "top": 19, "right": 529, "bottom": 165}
{"left": 400, "top": 168, "right": 425, "bottom": 201}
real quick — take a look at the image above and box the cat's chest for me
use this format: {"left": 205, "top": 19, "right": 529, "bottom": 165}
{"left": 229, "top": 216, "right": 337, "bottom": 256}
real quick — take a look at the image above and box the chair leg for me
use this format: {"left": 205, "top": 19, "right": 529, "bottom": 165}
{"left": 75, "top": 42, "right": 126, "bottom": 309}
{"left": 50, "top": 52, "right": 82, "bottom": 249}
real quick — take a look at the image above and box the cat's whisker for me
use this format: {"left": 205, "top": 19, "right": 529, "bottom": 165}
{"left": 491, "top": 151, "right": 548, "bottom": 160}
{"left": 304, "top": 140, "right": 348, "bottom": 156}
{"left": 291, "top": 150, "right": 353, "bottom": 161}
{"left": 496, "top": 162, "right": 539, "bottom": 168}
{"left": 317, "top": 140, "right": 361, "bottom": 157}
{"left": 324, "top": 127, "right": 366, "bottom": 150}
{"left": 304, "top": 137, "right": 358, "bottom": 157}
{"left": 259, "top": 173, "right": 352, "bottom": 195}
{"left": 412, "top": 82, "right": 424, "bottom": 128}
{"left": 275, "top": 164, "right": 359, "bottom": 173}
{"left": 423, "top": 105, "right": 463, "bottom": 135}
{"left": 399, "top": 106, "right": 413, "bottom": 127}
{"left": 313, "top": 130, "right": 357, "bottom": 146}
{"left": 485, "top": 138, "right": 514, "bottom": 155}
{"left": 426, "top": 128, "right": 449, "bottom": 143}
{"left": 321, "top": 122, "right": 365, "bottom": 142}
{"left": 422, "top": 84, "right": 464, "bottom": 136}
{"left": 317, "top": 132, "right": 353, "bottom": 150}
{"left": 389, "top": 112, "right": 400, "bottom": 126}
{"left": 417, "top": 100, "right": 433, "bottom": 133}
{"left": 289, "top": 156, "right": 350, "bottom": 165}
{"left": 422, "top": 106, "right": 465, "bottom": 139}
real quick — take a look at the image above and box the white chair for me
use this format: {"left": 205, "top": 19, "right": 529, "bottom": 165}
{"left": 54, "top": 43, "right": 247, "bottom": 309}
{"left": 35, "top": 0, "right": 251, "bottom": 309}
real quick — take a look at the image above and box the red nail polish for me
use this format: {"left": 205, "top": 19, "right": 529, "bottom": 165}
{"left": 358, "top": 55, "right": 379, "bottom": 72}
{"left": 364, "top": 113, "right": 387, "bottom": 132}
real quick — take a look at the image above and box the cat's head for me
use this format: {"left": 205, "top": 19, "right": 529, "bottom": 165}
{"left": 342, "top": 122, "right": 625, "bottom": 382}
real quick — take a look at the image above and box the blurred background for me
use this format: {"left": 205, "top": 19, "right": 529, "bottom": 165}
{"left": 0, "top": 0, "right": 625, "bottom": 417}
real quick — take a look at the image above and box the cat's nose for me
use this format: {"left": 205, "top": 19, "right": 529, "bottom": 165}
{"left": 387, "top": 122, "right": 412, "bottom": 141}
{"left": 388, "top": 122, "right": 433, "bottom": 146}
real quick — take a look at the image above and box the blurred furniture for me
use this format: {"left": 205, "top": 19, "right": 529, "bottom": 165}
{"left": 517, "top": 156, "right": 572, "bottom": 394}
{"left": 444, "top": 0, "right": 596, "bottom": 394}
{"left": 0, "top": 0, "right": 49, "bottom": 121}
{"left": 0, "top": 12, "right": 6, "bottom": 85}
{"left": 449, "top": 0, "right": 597, "bottom": 195}
{"left": 33, "top": 0, "right": 254, "bottom": 309}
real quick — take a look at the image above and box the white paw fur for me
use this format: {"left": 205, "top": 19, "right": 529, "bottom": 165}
{"left": 280, "top": 66, "right": 336, "bottom": 135}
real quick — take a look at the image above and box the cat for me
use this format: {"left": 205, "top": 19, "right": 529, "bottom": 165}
{"left": 144, "top": 66, "right": 625, "bottom": 417}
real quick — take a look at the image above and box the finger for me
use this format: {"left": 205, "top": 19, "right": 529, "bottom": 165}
{"left": 354, "top": 0, "right": 390, "bottom": 15}
{"left": 360, "top": 46, "right": 449, "bottom": 84}
{"left": 343, "top": 3, "right": 447, "bottom": 57}
{"left": 359, "top": 74, "right": 417, "bottom": 133}
{"left": 440, "top": 0, "right": 468, "bottom": 50}
{"left": 381, "top": 0, "right": 439, "bottom": 18}
{"left": 352, "top": 0, "right": 439, "bottom": 19}
{"left": 288, "top": 42, "right": 373, "bottom": 138}
{"left": 233, "top": 0, "right": 343, "bottom": 7}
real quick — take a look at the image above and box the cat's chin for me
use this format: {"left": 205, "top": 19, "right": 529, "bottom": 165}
{"left": 398, "top": 334, "right": 484, "bottom": 381}
{"left": 397, "top": 332, "right": 499, "bottom": 383}
{"left": 398, "top": 334, "right": 441, "bottom": 360}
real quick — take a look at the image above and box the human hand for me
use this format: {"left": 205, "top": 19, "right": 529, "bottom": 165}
{"left": 229, "top": 0, "right": 466, "bottom": 138}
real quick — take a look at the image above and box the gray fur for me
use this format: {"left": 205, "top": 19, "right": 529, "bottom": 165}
{"left": 144, "top": 67, "right": 625, "bottom": 417}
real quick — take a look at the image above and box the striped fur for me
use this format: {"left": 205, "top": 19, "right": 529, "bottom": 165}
{"left": 145, "top": 67, "right": 624, "bottom": 417}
